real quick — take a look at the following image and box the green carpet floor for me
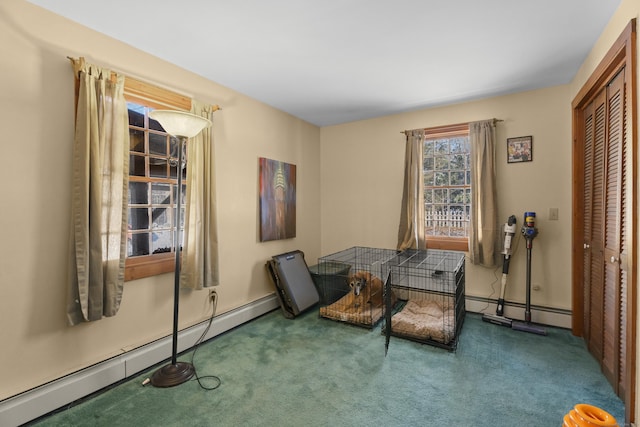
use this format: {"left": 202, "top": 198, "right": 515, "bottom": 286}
{"left": 31, "top": 310, "right": 624, "bottom": 427}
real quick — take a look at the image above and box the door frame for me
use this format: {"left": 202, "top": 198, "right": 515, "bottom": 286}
{"left": 571, "top": 19, "right": 637, "bottom": 423}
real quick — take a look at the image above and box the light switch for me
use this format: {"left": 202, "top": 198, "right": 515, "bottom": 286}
{"left": 548, "top": 207, "right": 559, "bottom": 220}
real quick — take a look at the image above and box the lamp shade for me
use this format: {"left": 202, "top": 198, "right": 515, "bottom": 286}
{"left": 149, "top": 110, "right": 212, "bottom": 138}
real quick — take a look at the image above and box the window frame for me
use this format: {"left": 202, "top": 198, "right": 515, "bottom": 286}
{"left": 423, "top": 123, "right": 470, "bottom": 252}
{"left": 123, "top": 77, "right": 192, "bottom": 282}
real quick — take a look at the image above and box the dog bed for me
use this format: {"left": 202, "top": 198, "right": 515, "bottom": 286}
{"left": 319, "top": 289, "right": 384, "bottom": 327}
{"left": 390, "top": 298, "right": 455, "bottom": 343}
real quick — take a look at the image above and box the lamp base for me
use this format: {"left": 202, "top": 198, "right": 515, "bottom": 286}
{"left": 150, "top": 362, "right": 195, "bottom": 388}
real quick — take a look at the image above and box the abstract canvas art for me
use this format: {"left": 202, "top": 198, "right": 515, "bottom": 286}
{"left": 259, "top": 157, "right": 296, "bottom": 241}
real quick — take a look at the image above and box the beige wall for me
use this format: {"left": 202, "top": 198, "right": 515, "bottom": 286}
{"left": 0, "top": 0, "right": 321, "bottom": 400}
{"left": 321, "top": 85, "right": 572, "bottom": 312}
{"left": 568, "top": 0, "right": 640, "bottom": 418}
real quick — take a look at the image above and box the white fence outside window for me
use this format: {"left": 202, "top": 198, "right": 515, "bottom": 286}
{"left": 425, "top": 209, "right": 469, "bottom": 237}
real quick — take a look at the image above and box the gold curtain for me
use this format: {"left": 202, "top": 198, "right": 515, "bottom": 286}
{"left": 67, "top": 58, "right": 130, "bottom": 325}
{"left": 397, "top": 129, "right": 426, "bottom": 250}
{"left": 468, "top": 120, "right": 498, "bottom": 267}
{"left": 180, "top": 100, "right": 220, "bottom": 289}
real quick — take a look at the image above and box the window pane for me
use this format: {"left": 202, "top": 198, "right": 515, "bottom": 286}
{"left": 434, "top": 156, "right": 449, "bottom": 170}
{"left": 130, "top": 129, "right": 145, "bottom": 153}
{"left": 151, "top": 231, "right": 173, "bottom": 254}
{"left": 129, "top": 233, "right": 150, "bottom": 257}
{"left": 434, "top": 139, "right": 448, "bottom": 154}
{"left": 151, "top": 207, "right": 171, "bottom": 229}
{"left": 151, "top": 183, "right": 171, "bottom": 205}
{"left": 425, "top": 223, "right": 435, "bottom": 235}
{"left": 424, "top": 157, "right": 434, "bottom": 171}
{"left": 431, "top": 207, "right": 447, "bottom": 236}
{"left": 149, "top": 132, "right": 167, "bottom": 156}
{"left": 434, "top": 171, "right": 448, "bottom": 186}
{"left": 450, "top": 154, "right": 465, "bottom": 170}
{"left": 450, "top": 171, "right": 465, "bottom": 186}
{"left": 449, "top": 208, "right": 467, "bottom": 237}
{"left": 130, "top": 155, "right": 146, "bottom": 177}
{"left": 424, "top": 171, "right": 434, "bottom": 186}
{"left": 169, "top": 162, "right": 180, "bottom": 179}
{"left": 174, "top": 207, "right": 186, "bottom": 228}
{"left": 424, "top": 189, "right": 432, "bottom": 204}
{"left": 450, "top": 188, "right": 464, "bottom": 204}
{"left": 433, "top": 188, "right": 447, "bottom": 203}
{"left": 172, "top": 184, "right": 187, "bottom": 206}
{"left": 424, "top": 140, "right": 434, "bottom": 156}
{"left": 128, "top": 208, "right": 149, "bottom": 230}
{"left": 129, "top": 182, "right": 148, "bottom": 204}
{"left": 149, "top": 158, "right": 168, "bottom": 178}
{"left": 449, "top": 137, "right": 468, "bottom": 153}
{"left": 149, "top": 116, "right": 165, "bottom": 132}
{"left": 128, "top": 103, "right": 145, "bottom": 128}
{"left": 169, "top": 139, "right": 179, "bottom": 159}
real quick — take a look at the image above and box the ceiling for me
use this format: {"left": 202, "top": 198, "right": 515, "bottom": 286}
{"left": 29, "top": 0, "right": 621, "bottom": 127}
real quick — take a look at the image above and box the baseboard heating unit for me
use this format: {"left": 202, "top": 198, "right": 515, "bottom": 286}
{"left": 0, "top": 295, "right": 278, "bottom": 427}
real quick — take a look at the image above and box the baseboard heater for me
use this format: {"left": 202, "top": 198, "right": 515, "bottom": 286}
{"left": 0, "top": 294, "right": 279, "bottom": 427}
{"left": 465, "top": 295, "right": 572, "bottom": 329}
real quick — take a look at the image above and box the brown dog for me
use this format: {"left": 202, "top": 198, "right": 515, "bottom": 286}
{"left": 349, "top": 271, "right": 396, "bottom": 310}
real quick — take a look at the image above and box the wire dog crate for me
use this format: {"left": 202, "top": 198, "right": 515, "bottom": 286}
{"left": 316, "top": 246, "right": 399, "bottom": 328}
{"left": 383, "top": 249, "right": 465, "bottom": 351}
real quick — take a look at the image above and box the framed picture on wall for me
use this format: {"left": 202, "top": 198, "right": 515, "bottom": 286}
{"left": 258, "top": 157, "right": 297, "bottom": 242}
{"left": 507, "top": 136, "right": 533, "bottom": 163}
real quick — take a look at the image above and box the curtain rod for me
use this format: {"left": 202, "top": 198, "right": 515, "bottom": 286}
{"left": 67, "top": 56, "right": 222, "bottom": 112}
{"left": 400, "top": 118, "right": 503, "bottom": 134}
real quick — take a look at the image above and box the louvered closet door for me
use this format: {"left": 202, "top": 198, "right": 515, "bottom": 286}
{"left": 581, "top": 68, "right": 627, "bottom": 398}
{"left": 582, "top": 100, "right": 594, "bottom": 352}
{"left": 582, "top": 103, "right": 594, "bottom": 347}
{"left": 574, "top": 20, "right": 635, "bottom": 420}
{"left": 602, "top": 69, "right": 625, "bottom": 392}
{"left": 584, "top": 89, "right": 607, "bottom": 363}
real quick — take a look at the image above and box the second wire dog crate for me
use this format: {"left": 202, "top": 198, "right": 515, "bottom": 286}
{"left": 384, "top": 249, "right": 465, "bottom": 351}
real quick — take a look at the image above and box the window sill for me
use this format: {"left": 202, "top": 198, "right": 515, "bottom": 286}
{"left": 425, "top": 238, "right": 469, "bottom": 252}
{"left": 125, "top": 252, "right": 176, "bottom": 281}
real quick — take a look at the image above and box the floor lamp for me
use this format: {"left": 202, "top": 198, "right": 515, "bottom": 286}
{"left": 147, "top": 110, "right": 211, "bottom": 388}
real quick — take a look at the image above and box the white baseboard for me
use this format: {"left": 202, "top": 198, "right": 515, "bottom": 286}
{"left": 466, "top": 297, "right": 572, "bottom": 329}
{"left": 0, "top": 295, "right": 279, "bottom": 427}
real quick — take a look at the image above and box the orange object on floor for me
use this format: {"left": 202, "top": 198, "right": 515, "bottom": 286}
{"left": 563, "top": 404, "right": 618, "bottom": 427}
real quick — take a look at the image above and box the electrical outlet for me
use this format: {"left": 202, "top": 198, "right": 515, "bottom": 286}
{"left": 209, "top": 289, "right": 217, "bottom": 304}
{"left": 548, "top": 207, "right": 559, "bottom": 221}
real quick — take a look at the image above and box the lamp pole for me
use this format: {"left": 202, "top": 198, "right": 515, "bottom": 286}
{"left": 147, "top": 110, "right": 211, "bottom": 388}
{"left": 150, "top": 135, "right": 195, "bottom": 387}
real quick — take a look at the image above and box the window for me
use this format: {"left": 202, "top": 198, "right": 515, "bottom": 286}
{"left": 423, "top": 123, "right": 470, "bottom": 251}
{"left": 122, "top": 78, "right": 192, "bottom": 281}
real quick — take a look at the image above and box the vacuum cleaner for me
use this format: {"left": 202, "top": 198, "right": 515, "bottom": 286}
{"left": 511, "top": 212, "right": 547, "bottom": 335}
{"left": 482, "top": 215, "right": 518, "bottom": 327}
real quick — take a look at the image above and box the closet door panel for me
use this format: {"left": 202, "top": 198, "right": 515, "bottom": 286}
{"left": 582, "top": 102, "right": 594, "bottom": 346}
{"left": 588, "top": 90, "right": 607, "bottom": 362}
{"left": 602, "top": 70, "right": 624, "bottom": 391}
